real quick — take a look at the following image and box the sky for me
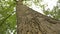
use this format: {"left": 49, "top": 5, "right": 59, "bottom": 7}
{"left": 28, "top": 0, "right": 58, "bottom": 14}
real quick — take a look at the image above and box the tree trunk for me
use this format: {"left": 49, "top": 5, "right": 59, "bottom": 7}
{"left": 16, "top": 0, "right": 60, "bottom": 34}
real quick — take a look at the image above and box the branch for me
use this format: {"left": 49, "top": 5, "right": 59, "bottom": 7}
{"left": 0, "top": 11, "right": 15, "bottom": 26}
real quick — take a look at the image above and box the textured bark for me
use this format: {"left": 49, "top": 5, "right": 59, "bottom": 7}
{"left": 16, "top": 0, "right": 60, "bottom": 34}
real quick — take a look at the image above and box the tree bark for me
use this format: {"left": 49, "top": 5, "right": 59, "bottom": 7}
{"left": 16, "top": 0, "right": 60, "bottom": 34}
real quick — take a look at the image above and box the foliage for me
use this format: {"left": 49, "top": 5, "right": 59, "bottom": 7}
{"left": 43, "top": 2, "right": 60, "bottom": 20}
{"left": 0, "top": 0, "right": 60, "bottom": 34}
{"left": 0, "top": 0, "right": 16, "bottom": 34}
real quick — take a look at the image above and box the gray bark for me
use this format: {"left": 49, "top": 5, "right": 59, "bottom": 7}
{"left": 16, "top": 0, "right": 60, "bottom": 34}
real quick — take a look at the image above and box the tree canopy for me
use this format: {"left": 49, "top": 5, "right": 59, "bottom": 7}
{"left": 0, "top": 0, "right": 60, "bottom": 34}
{"left": 0, "top": 0, "right": 16, "bottom": 34}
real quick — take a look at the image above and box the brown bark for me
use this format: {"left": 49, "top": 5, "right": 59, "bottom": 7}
{"left": 16, "top": 0, "right": 60, "bottom": 34}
